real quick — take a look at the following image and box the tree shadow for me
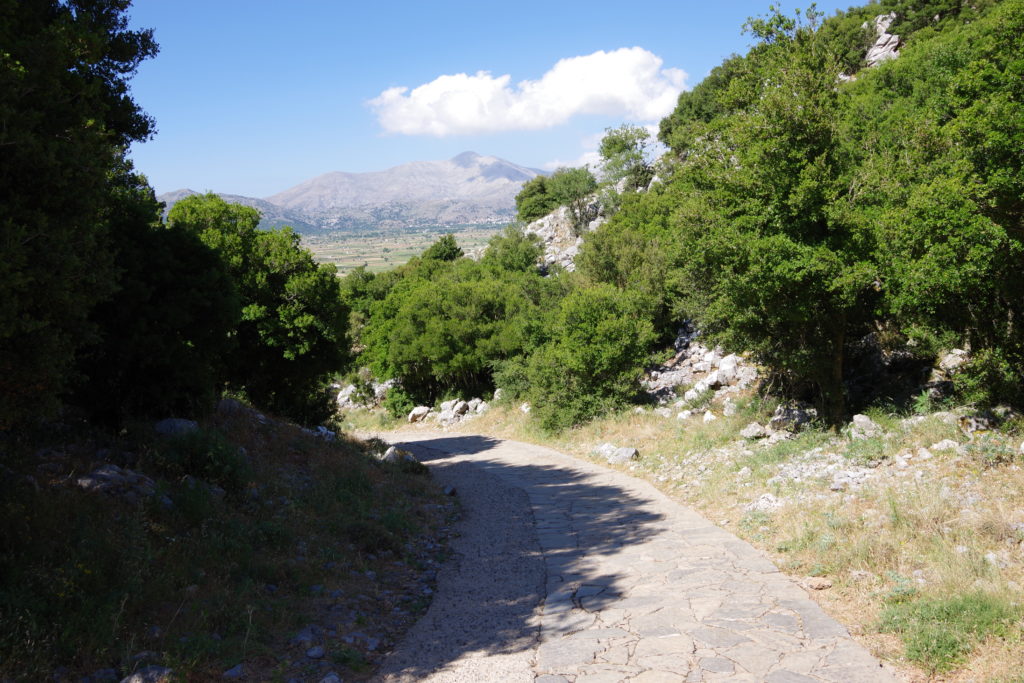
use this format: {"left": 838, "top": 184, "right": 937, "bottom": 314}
{"left": 374, "top": 434, "right": 666, "bottom": 681}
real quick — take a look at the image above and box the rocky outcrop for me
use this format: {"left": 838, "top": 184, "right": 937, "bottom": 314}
{"left": 865, "top": 13, "right": 901, "bottom": 67}
{"left": 642, "top": 324, "right": 759, "bottom": 407}
{"left": 336, "top": 379, "right": 397, "bottom": 410}
{"left": 406, "top": 397, "right": 490, "bottom": 428}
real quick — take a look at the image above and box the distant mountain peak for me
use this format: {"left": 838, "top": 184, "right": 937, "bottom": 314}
{"left": 451, "top": 151, "right": 483, "bottom": 166}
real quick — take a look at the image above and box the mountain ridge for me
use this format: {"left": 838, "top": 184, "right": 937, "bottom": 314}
{"left": 159, "top": 152, "right": 540, "bottom": 234}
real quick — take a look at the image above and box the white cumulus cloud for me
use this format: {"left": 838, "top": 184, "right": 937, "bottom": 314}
{"left": 369, "top": 48, "right": 687, "bottom": 136}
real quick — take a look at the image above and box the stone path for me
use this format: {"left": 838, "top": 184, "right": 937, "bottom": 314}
{"left": 373, "top": 431, "right": 896, "bottom": 683}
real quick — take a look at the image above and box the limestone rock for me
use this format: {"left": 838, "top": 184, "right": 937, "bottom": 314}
{"left": 593, "top": 443, "right": 639, "bottom": 465}
{"left": 745, "top": 493, "right": 782, "bottom": 512}
{"left": 769, "top": 404, "right": 815, "bottom": 432}
{"left": 154, "top": 418, "right": 198, "bottom": 437}
{"left": 865, "top": 12, "right": 900, "bottom": 67}
{"left": 607, "top": 447, "right": 640, "bottom": 465}
{"left": 804, "top": 576, "right": 833, "bottom": 590}
{"left": 740, "top": 422, "right": 768, "bottom": 440}
{"left": 382, "top": 446, "right": 417, "bottom": 465}
{"left": 408, "top": 406, "right": 431, "bottom": 423}
{"left": 120, "top": 666, "right": 173, "bottom": 683}
{"left": 850, "top": 414, "right": 882, "bottom": 440}
{"left": 453, "top": 400, "right": 469, "bottom": 415}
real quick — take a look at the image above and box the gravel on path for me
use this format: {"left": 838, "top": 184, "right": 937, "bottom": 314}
{"left": 372, "top": 431, "right": 897, "bottom": 683}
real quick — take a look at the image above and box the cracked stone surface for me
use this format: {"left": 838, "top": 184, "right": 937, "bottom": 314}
{"left": 373, "top": 432, "right": 895, "bottom": 683}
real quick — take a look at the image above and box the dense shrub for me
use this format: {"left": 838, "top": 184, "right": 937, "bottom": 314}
{"left": 526, "top": 284, "right": 655, "bottom": 431}
{"left": 168, "top": 194, "right": 350, "bottom": 424}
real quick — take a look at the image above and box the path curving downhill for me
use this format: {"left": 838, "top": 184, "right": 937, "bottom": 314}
{"left": 373, "top": 431, "right": 896, "bottom": 683}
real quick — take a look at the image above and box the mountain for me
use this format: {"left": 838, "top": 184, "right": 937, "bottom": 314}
{"left": 157, "top": 152, "right": 540, "bottom": 234}
{"left": 266, "top": 152, "right": 539, "bottom": 231}
{"left": 157, "top": 189, "right": 321, "bottom": 234}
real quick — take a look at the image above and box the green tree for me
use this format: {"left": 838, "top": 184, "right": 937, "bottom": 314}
{"left": 599, "top": 124, "right": 655, "bottom": 192}
{"left": 363, "top": 260, "right": 544, "bottom": 402}
{"left": 515, "top": 175, "right": 559, "bottom": 223}
{"left": 421, "top": 233, "right": 463, "bottom": 261}
{"left": 0, "top": 0, "right": 158, "bottom": 428}
{"left": 481, "top": 225, "right": 543, "bottom": 273}
{"left": 526, "top": 284, "right": 655, "bottom": 431}
{"left": 841, "top": 0, "right": 1024, "bottom": 406}
{"left": 168, "top": 194, "right": 350, "bottom": 423}
{"left": 656, "top": 6, "right": 878, "bottom": 424}
{"left": 547, "top": 167, "right": 598, "bottom": 235}
{"left": 72, "top": 171, "right": 240, "bottom": 424}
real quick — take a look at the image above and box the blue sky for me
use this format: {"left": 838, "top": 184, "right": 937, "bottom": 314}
{"left": 127, "top": 0, "right": 856, "bottom": 198}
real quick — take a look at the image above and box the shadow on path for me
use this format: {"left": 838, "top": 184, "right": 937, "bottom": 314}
{"left": 375, "top": 434, "right": 666, "bottom": 681}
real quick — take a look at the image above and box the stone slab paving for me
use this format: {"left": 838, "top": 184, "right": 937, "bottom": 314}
{"left": 373, "top": 432, "right": 896, "bottom": 683}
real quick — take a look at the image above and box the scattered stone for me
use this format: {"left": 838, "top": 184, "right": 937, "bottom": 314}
{"left": 677, "top": 410, "right": 692, "bottom": 420}
{"left": 382, "top": 446, "right": 417, "bottom": 465}
{"left": 804, "top": 576, "right": 833, "bottom": 590}
{"left": 443, "top": 486, "right": 457, "bottom": 496}
{"left": 723, "top": 398, "right": 737, "bottom": 417}
{"left": 654, "top": 407, "right": 673, "bottom": 418}
{"left": 154, "top": 418, "right": 198, "bottom": 437}
{"left": 607, "top": 447, "right": 640, "bottom": 465}
{"left": 306, "top": 645, "right": 325, "bottom": 659}
{"left": 453, "top": 400, "right": 469, "bottom": 415}
{"left": 740, "top": 422, "right": 767, "bottom": 440}
{"left": 119, "top": 666, "right": 173, "bottom": 683}
{"left": 222, "top": 664, "right": 245, "bottom": 679}
{"left": 849, "top": 569, "right": 875, "bottom": 582}
{"left": 985, "top": 551, "right": 1008, "bottom": 569}
{"left": 318, "top": 674, "right": 342, "bottom": 683}
{"left": 745, "top": 493, "right": 782, "bottom": 512}
{"left": 702, "top": 410, "right": 716, "bottom": 424}
{"left": 519, "top": 402, "right": 531, "bottom": 414}
{"left": 76, "top": 464, "right": 157, "bottom": 502}
{"left": 931, "top": 439, "right": 959, "bottom": 452}
{"left": 937, "top": 349, "right": 968, "bottom": 373}
{"left": 769, "top": 404, "right": 815, "bottom": 432}
{"left": 216, "top": 397, "right": 251, "bottom": 417}
{"left": 408, "top": 406, "right": 431, "bottom": 423}
{"left": 850, "top": 414, "right": 882, "bottom": 440}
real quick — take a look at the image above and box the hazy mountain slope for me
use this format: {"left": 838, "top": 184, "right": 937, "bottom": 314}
{"left": 159, "top": 152, "right": 541, "bottom": 233}
{"left": 266, "top": 152, "right": 540, "bottom": 230}
{"left": 157, "top": 189, "right": 321, "bottom": 234}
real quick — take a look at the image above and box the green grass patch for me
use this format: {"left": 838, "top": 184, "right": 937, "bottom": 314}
{"left": 879, "top": 592, "right": 1022, "bottom": 673}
